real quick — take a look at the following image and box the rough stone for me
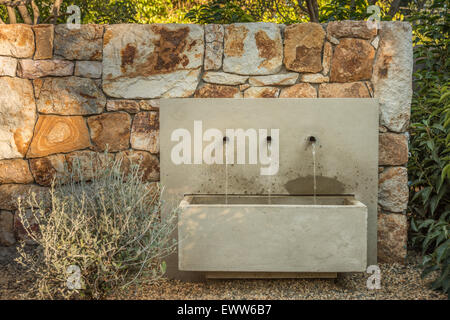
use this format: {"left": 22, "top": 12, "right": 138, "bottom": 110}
{"left": 103, "top": 24, "right": 204, "bottom": 99}
{"left": 204, "top": 41, "right": 223, "bottom": 71}
{"left": 318, "top": 82, "right": 370, "bottom": 98}
{"left": 378, "top": 212, "right": 408, "bottom": 263}
{"left": 379, "top": 133, "right": 408, "bottom": 166}
{"left": 327, "top": 21, "right": 377, "bottom": 40}
{"left": 87, "top": 112, "right": 132, "bottom": 152}
{"left": 0, "top": 210, "right": 15, "bottom": 246}
{"left": 65, "top": 150, "right": 114, "bottom": 181}
{"left": 205, "top": 24, "right": 224, "bottom": 43}
{"left": 17, "top": 59, "right": 74, "bottom": 79}
{"left": 139, "top": 100, "right": 160, "bottom": 111}
{"left": 27, "top": 116, "right": 91, "bottom": 158}
{"left": 223, "top": 23, "right": 282, "bottom": 75}
{"left": 194, "top": 84, "right": 242, "bottom": 98}
{"left": 0, "top": 159, "right": 34, "bottom": 184}
{"left": 371, "top": 36, "right": 379, "bottom": 49}
{"left": 330, "top": 38, "right": 375, "bottom": 82}
{"left": 33, "top": 24, "right": 54, "bottom": 60}
{"left": 279, "top": 83, "right": 317, "bottom": 98}
{"left": 244, "top": 87, "right": 279, "bottom": 98}
{"left": 0, "top": 56, "right": 17, "bottom": 76}
{"left": 34, "top": 77, "right": 106, "bottom": 115}
{"left": 378, "top": 167, "right": 408, "bottom": 213}
{"left": 116, "top": 150, "right": 160, "bottom": 182}
{"left": 301, "top": 73, "right": 329, "bottom": 83}
{"left": 54, "top": 24, "right": 103, "bottom": 60}
{"left": 29, "top": 154, "right": 66, "bottom": 187}
{"left": 130, "top": 112, "right": 159, "bottom": 154}
{"left": 106, "top": 100, "right": 141, "bottom": 113}
{"left": 284, "top": 23, "right": 325, "bottom": 73}
{"left": 203, "top": 72, "right": 248, "bottom": 85}
{"left": 0, "top": 24, "right": 35, "bottom": 58}
{"left": 322, "top": 42, "right": 332, "bottom": 75}
{"left": 372, "top": 22, "right": 413, "bottom": 132}
{"left": 0, "top": 77, "right": 36, "bottom": 160}
{"left": 249, "top": 73, "right": 299, "bottom": 86}
{"left": 0, "top": 184, "right": 46, "bottom": 211}
{"left": 74, "top": 61, "right": 102, "bottom": 78}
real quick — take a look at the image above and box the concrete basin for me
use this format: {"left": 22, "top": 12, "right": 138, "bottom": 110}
{"left": 178, "top": 195, "right": 368, "bottom": 274}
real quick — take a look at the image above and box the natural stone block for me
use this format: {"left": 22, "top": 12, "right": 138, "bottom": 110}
{"left": 330, "top": 38, "right": 375, "bottom": 82}
{"left": 318, "top": 82, "right": 370, "bottom": 98}
{"left": 107, "top": 100, "right": 140, "bottom": 113}
{"left": 103, "top": 24, "right": 204, "bottom": 98}
{"left": 34, "top": 77, "right": 106, "bottom": 115}
{"left": 0, "top": 56, "right": 17, "bottom": 76}
{"left": 379, "top": 133, "right": 408, "bottom": 166}
{"left": 279, "top": 83, "right": 317, "bottom": 98}
{"left": 116, "top": 150, "right": 160, "bottom": 182}
{"left": 378, "top": 167, "right": 408, "bottom": 213}
{"left": 371, "top": 36, "right": 379, "bottom": 49}
{"left": 130, "top": 112, "right": 159, "bottom": 154}
{"left": 378, "top": 212, "right": 408, "bottom": 263}
{"left": 223, "top": 23, "right": 282, "bottom": 75}
{"left": 194, "top": 84, "right": 242, "bottom": 98}
{"left": 203, "top": 72, "right": 248, "bottom": 85}
{"left": 0, "top": 77, "right": 36, "bottom": 160}
{"left": 74, "top": 61, "right": 102, "bottom": 78}
{"left": 17, "top": 59, "right": 74, "bottom": 79}
{"left": 205, "top": 24, "right": 224, "bottom": 43}
{"left": 54, "top": 24, "right": 103, "bottom": 60}
{"left": 249, "top": 73, "right": 299, "bottom": 86}
{"left": 326, "top": 21, "right": 377, "bottom": 40}
{"left": 65, "top": 150, "right": 114, "bottom": 181}
{"left": 0, "top": 184, "right": 46, "bottom": 211}
{"left": 0, "top": 159, "right": 34, "bottom": 184}
{"left": 205, "top": 41, "right": 223, "bottom": 71}
{"left": 139, "top": 100, "right": 160, "bottom": 111}
{"left": 244, "top": 87, "right": 279, "bottom": 98}
{"left": 284, "top": 23, "right": 325, "bottom": 73}
{"left": 301, "top": 73, "right": 329, "bottom": 83}
{"left": 372, "top": 22, "right": 413, "bottom": 132}
{"left": 29, "top": 154, "right": 66, "bottom": 186}
{"left": 27, "top": 116, "right": 91, "bottom": 158}
{"left": 87, "top": 113, "right": 131, "bottom": 152}
{"left": 0, "top": 24, "right": 35, "bottom": 58}
{"left": 33, "top": 24, "right": 54, "bottom": 60}
{"left": 0, "top": 210, "right": 15, "bottom": 246}
{"left": 322, "top": 42, "right": 332, "bottom": 76}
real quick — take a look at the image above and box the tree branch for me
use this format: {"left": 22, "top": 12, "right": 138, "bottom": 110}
{"left": 51, "top": 0, "right": 62, "bottom": 24}
{"left": 6, "top": 5, "right": 17, "bottom": 24}
{"left": 17, "top": 4, "right": 32, "bottom": 24}
{"left": 0, "top": 0, "right": 30, "bottom": 5}
{"left": 0, "top": 15, "right": 4, "bottom": 23}
{"left": 31, "top": 0, "right": 39, "bottom": 24}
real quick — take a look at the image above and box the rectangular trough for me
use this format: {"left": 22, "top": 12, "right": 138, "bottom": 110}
{"left": 178, "top": 195, "right": 367, "bottom": 273}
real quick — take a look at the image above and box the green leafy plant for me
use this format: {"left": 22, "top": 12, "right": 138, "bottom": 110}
{"left": 408, "top": 0, "right": 449, "bottom": 297}
{"left": 185, "top": 0, "right": 255, "bottom": 24}
{"left": 15, "top": 153, "right": 178, "bottom": 299}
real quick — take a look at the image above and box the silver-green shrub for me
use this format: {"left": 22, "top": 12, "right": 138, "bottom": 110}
{"left": 15, "top": 153, "right": 178, "bottom": 299}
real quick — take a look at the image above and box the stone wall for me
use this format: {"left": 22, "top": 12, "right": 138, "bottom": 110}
{"left": 0, "top": 21, "right": 412, "bottom": 263}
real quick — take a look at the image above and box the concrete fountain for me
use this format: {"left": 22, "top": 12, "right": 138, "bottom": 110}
{"left": 160, "top": 98, "right": 378, "bottom": 280}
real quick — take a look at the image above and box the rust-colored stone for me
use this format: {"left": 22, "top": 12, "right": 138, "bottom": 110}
{"left": 0, "top": 184, "right": 46, "bottom": 211}
{"left": 378, "top": 167, "right": 408, "bottom": 213}
{"left": 378, "top": 212, "right": 408, "bottom": 263}
{"left": 54, "top": 25, "right": 103, "bottom": 60}
{"left": 330, "top": 38, "right": 375, "bottom": 82}
{"left": 0, "top": 159, "right": 34, "bottom": 184}
{"left": 87, "top": 112, "right": 131, "bottom": 152}
{"left": 327, "top": 21, "right": 378, "bottom": 40}
{"left": 130, "top": 112, "right": 159, "bottom": 154}
{"left": 116, "top": 150, "right": 160, "bottom": 182}
{"left": 194, "top": 84, "right": 242, "bottom": 98}
{"left": 0, "top": 210, "right": 15, "bottom": 246}
{"left": 29, "top": 154, "right": 66, "bottom": 186}
{"left": 33, "top": 24, "right": 54, "bottom": 60}
{"left": 0, "top": 24, "right": 35, "bottom": 58}
{"left": 379, "top": 133, "right": 408, "bottom": 166}
{"left": 27, "top": 116, "right": 91, "bottom": 158}
{"left": 279, "top": 83, "right": 317, "bottom": 98}
{"left": 224, "top": 24, "right": 248, "bottom": 58}
{"left": 318, "top": 82, "right": 370, "bottom": 98}
{"left": 244, "top": 87, "right": 279, "bottom": 98}
{"left": 284, "top": 23, "right": 325, "bottom": 73}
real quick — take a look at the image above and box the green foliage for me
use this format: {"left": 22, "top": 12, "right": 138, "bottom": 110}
{"left": 408, "top": 0, "right": 450, "bottom": 297}
{"left": 185, "top": 0, "right": 255, "bottom": 24}
{"left": 16, "top": 153, "right": 178, "bottom": 299}
{"left": 320, "top": 0, "right": 371, "bottom": 21}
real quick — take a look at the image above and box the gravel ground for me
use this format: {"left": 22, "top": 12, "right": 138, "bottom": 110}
{"left": 0, "top": 246, "right": 446, "bottom": 300}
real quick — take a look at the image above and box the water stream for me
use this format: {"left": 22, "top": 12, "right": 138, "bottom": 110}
{"left": 312, "top": 142, "right": 317, "bottom": 205}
